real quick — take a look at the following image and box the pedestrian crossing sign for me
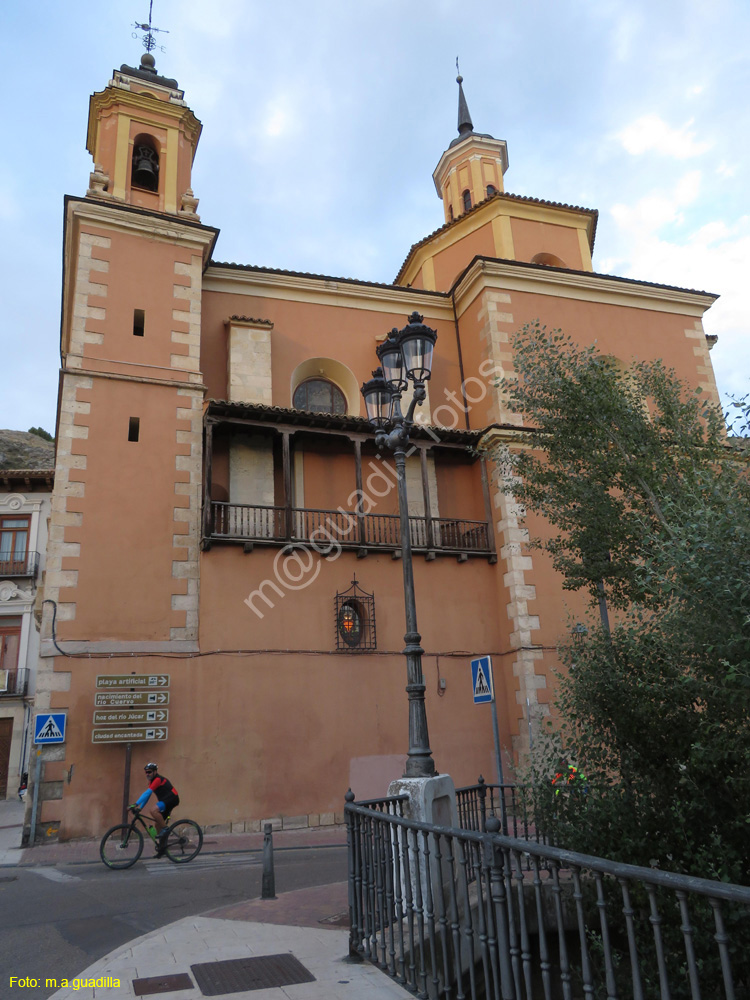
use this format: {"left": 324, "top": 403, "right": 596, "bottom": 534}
{"left": 34, "top": 712, "right": 67, "bottom": 744}
{"left": 471, "top": 656, "right": 494, "bottom": 704}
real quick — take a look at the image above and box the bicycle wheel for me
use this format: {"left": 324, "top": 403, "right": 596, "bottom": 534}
{"left": 164, "top": 819, "right": 203, "bottom": 863}
{"left": 100, "top": 824, "right": 144, "bottom": 869}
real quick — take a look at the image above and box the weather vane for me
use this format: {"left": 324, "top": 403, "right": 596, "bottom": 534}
{"left": 132, "top": 0, "right": 169, "bottom": 54}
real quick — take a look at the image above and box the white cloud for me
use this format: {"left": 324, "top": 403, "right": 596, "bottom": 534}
{"left": 611, "top": 9, "right": 644, "bottom": 62}
{"left": 617, "top": 114, "right": 711, "bottom": 159}
{"left": 605, "top": 209, "right": 750, "bottom": 403}
{"left": 610, "top": 171, "right": 701, "bottom": 234}
{"left": 717, "top": 161, "right": 737, "bottom": 178}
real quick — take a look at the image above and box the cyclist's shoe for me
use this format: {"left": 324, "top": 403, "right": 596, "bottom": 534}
{"left": 155, "top": 831, "right": 169, "bottom": 857}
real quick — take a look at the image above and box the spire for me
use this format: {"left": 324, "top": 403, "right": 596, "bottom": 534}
{"left": 456, "top": 59, "right": 473, "bottom": 139}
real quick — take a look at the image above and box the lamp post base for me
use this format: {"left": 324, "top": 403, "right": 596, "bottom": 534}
{"left": 387, "top": 773, "right": 458, "bottom": 829}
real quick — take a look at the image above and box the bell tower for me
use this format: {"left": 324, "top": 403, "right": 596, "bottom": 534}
{"left": 432, "top": 71, "right": 509, "bottom": 224}
{"left": 85, "top": 52, "right": 202, "bottom": 218}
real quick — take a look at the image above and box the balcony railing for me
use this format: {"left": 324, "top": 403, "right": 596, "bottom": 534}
{"left": 209, "top": 502, "right": 493, "bottom": 556}
{"left": 0, "top": 551, "right": 39, "bottom": 578}
{"left": 0, "top": 668, "right": 29, "bottom": 697}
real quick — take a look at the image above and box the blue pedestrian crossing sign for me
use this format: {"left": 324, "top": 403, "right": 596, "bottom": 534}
{"left": 471, "top": 656, "right": 494, "bottom": 704}
{"left": 34, "top": 713, "right": 67, "bottom": 745}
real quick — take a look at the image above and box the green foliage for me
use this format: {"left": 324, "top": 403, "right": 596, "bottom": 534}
{"left": 27, "top": 426, "right": 54, "bottom": 441}
{"left": 490, "top": 322, "right": 750, "bottom": 886}
{"left": 489, "top": 321, "right": 728, "bottom": 611}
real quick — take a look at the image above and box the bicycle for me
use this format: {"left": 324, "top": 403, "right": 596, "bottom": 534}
{"left": 100, "top": 806, "right": 203, "bottom": 869}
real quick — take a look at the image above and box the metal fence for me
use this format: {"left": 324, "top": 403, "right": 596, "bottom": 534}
{"left": 456, "top": 777, "right": 544, "bottom": 842}
{"left": 345, "top": 793, "right": 750, "bottom": 1000}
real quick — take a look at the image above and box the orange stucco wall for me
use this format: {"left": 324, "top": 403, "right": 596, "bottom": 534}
{"left": 509, "top": 218, "right": 585, "bottom": 269}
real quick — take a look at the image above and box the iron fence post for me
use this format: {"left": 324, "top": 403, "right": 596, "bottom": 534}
{"left": 477, "top": 774, "right": 487, "bottom": 831}
{"left": 485, "top": 816, "right": 516, "bottom": 1000}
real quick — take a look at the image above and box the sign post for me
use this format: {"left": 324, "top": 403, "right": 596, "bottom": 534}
{"left": 470, "top": 656, "right": 507, "bottom": 835}
{"left": 93, "top": 674, "right": 171, "bottom": 825}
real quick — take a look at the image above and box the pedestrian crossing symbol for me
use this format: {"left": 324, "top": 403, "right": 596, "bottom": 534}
{"left": 34, "top": 712, "right": 67, "bottom": 744}
{"left": 471, "top": 656, "right": 494, "bottom": 704}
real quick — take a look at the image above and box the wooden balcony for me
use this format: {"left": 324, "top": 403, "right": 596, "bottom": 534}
{"left": 208, "top": 502, "right": 496, "bottom": 561}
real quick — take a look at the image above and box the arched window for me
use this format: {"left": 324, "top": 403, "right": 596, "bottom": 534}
{"left": 293, "top": 378, "right": 346, "bottom": 415}
{"left": 486, "top": 184, "right": 497, "bottom": 197}
{"left": 530, "top": 251, "right": 567, "bottom": 268}
{"left": 462, "top": 189, "right": 472, "bottom": 213}
{"left": 131, "top": 134, "right": 160, "bottom": 192}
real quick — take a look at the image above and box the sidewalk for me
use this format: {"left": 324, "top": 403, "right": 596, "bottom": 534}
{"left": 47, "top": 882, "right": 409, "bottom": 1000}
{"left": 0, "top": 800, "right": 409, "bottom": 999}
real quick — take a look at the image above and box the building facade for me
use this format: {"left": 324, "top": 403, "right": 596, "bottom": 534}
{"left": 1, "top": 470, "right": 53, "bottom": 799}
{"left": 31, "top": 57, "right": 719, "bottom": 839}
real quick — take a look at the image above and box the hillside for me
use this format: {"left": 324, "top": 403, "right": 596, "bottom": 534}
{"left": 0, "top": 429, "right": 55, "bottom": 470}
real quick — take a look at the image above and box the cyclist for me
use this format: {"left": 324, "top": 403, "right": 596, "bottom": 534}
{"left": 131, "top": 763, "right": 180, "bottom": 855}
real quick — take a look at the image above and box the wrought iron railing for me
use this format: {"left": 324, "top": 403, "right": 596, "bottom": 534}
{"left": 209, "top": 502, "right": 492, "bottom": 555}
{"left": 0, "top": 668, "right": 29, "bottom": 697}
{"left": 346, "top": 793, "right": 750, "bottom": 1000}
{"left": 456, "top": 777, "right": 542, "bottom": 841}
{"left": 0, "top": 551, "right": 39, "bottom": 577}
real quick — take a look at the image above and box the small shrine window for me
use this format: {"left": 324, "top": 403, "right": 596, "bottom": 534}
{"left": 335, "top": 578, "right": 376, "bottom": 651}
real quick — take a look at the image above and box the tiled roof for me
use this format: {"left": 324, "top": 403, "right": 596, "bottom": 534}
{"left": 225, "top": 315, "right": 274, "bottom": 326}
{"left": 452, "top": 254, "right": 718, "bottom": 299}
{"left": 208, "top": 261, "right": 447, "bottom": 297}
{"left": 394, "top": 190, "right": 600, "bottom": 283}
{"left": 0, "top": 469, "right": 55, "bottom": 477}
{"left": 206, "top": 399, "right": 485, "bottom": 446}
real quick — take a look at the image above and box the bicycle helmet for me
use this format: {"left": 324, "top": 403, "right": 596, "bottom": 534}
{"left": 144, "top": 762, "right": 158, "bottom": 771}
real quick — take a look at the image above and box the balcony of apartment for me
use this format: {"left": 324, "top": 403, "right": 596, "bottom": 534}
{"left": 202, "top": 401, "right": 497, "bottom": 563}
{"left": 0, "top": 667, "right": 29, "bottom": 698}
{"left": 0, "top": 551, "right": 39, "bottom": 578}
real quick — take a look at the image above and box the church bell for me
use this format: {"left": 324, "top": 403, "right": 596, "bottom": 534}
{"left": 132, "top": 144, "right": 159, "bottom": 191}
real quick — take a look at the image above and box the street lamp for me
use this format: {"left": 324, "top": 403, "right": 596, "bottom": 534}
{"left": 361, "top": 311, "right": 438, "bottom": 779}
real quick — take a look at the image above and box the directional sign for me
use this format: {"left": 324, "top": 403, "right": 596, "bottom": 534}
{"left": 96, "top": 674, "right": 169, "bottom": 689}
{"left": 34, "top": 713, "right": 67, "bottom": 744}
{"left": 94, "top": 691, "right": 170, "bottom": 707}
{"left": 93, "top": 709, "right": 169, "bottom": 726}
{"left": 91, "top": 727, "right": 168, "bottom": 744}
{"left": 471, "top": 656, "right": 494, "bottom": 704}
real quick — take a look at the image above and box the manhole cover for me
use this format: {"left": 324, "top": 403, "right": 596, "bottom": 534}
{"left": 319, "top": 910, "right": 350, "bottom": 927}
{"left": 133, "top": 973, "right": 194, "bottom": 996}
{"left": 191, "top": 954, "right": 315, "bottom": 995}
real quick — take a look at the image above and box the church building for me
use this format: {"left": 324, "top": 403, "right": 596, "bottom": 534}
{"left": 30, "top": 52, "right": 719, "bottom": 838}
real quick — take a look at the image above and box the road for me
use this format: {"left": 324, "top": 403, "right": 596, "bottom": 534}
{"left": 0, "top": 844, "right": 348, "bottom": 1000}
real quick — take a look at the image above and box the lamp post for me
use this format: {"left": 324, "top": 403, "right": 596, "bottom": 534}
{"left": 361, "top": 312, "right": 438, "bottom": 779}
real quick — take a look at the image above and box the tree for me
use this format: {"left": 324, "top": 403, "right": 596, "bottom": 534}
{"left": 28, "top": 426, "right": 54, "bottom": 441}
{"left": 485, "top": 322, "right": 750, "bottom": 886}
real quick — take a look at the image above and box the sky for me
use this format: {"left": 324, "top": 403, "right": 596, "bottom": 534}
{"left": 2, "top": 0, "right": 748, "bottom": 435}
